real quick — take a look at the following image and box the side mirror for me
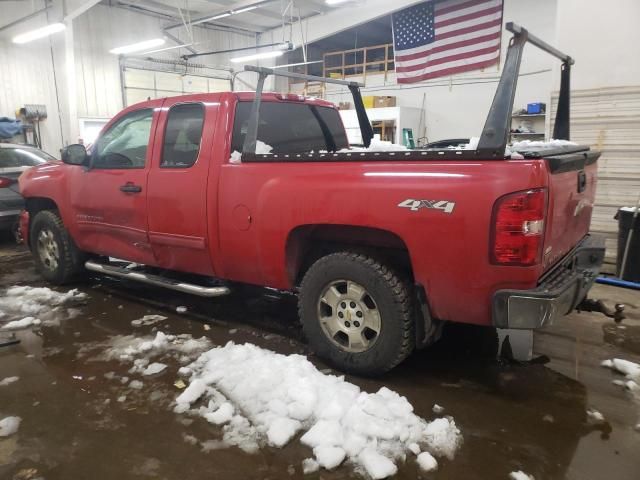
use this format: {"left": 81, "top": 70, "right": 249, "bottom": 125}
{"left": 61, "top": 144, "right": 88, "bottom": 166}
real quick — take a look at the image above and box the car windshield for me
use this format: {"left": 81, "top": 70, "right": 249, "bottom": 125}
{"left": 0, "top": 146, "right": 55, "bottom": 167}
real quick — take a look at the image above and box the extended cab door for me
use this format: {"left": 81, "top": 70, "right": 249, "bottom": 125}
{"left": 146, "top": 98, "right": 218, "bottom": 275}
{"left": 68, "top": 103, "right": 161, "bottom": 264}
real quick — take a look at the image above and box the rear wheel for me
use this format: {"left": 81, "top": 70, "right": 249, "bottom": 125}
{"left": 30, "top": 210, "right": 86, "bottom": 284}
{"left": 298, "top": 252, "right": 415, "bottom": 376}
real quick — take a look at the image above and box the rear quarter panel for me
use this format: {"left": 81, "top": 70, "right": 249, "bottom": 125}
{"left": 217, "top": 158, "right": 550, "bottom": 326}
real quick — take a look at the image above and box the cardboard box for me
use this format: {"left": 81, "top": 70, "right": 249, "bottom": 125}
{"left": 374, "top": 96, "right": 396, "bottom": 108}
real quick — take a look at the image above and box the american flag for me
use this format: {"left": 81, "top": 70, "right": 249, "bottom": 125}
{"left": 392, "top": 0, "right": 503, "bottom": 84}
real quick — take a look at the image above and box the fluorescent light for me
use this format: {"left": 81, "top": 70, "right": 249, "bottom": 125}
{"left": 204, "top": 12, "right": 232, "bottom": 21}
{"left": 12, "top": 23, "right": 66, "bottom": 44}
{"left": 326, "top": 0, "right": 350, "bottom": 4}
{"left": 110, "top": 38, "right": 165, "bottom": 55}
{"left": 140, "top": 43, "right": 194, "bottom": 55}
{"left": 233, "top": 6, "right": 259, "bottom": 14}
{"left": 230, "top": 50, "right": 284, "bottom": 63}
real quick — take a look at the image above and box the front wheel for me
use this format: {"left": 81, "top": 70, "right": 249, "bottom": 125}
{"left": 298, "top": 252, "right": 415, "bottom": 376}
{"left": 30, "top": 210, "right": 86, "bottom": 284}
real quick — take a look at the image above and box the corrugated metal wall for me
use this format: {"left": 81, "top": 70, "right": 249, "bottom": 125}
{"left": 552, "top": 86, "right": 640, "bottom": 269}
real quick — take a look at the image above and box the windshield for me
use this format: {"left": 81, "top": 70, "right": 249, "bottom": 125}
{"left": 231, "top": 101, "right": 349, "bottom": 154}
{"left": 0, "top": 146, "right": 55, "bottom": 167}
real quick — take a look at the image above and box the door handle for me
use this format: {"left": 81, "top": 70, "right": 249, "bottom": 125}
{"left": 120, "top": 183, "right": 142, "bottom": 193}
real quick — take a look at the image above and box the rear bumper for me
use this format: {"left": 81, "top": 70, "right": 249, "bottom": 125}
{"left": 492, "top": 234, "right": 605, "bottom": 329}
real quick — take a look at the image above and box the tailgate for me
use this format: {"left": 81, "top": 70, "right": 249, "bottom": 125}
{"left": 541, "top": 150, "right": 600, "bottom": 271}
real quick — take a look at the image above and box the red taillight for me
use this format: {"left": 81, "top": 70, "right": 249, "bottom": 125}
{"left": 491, "top": 188, "right": 547, "bottom": 266}
{"left": 0, "top": 177, "right": 14, "bottom": 188}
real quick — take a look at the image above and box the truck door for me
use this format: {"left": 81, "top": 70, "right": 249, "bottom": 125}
{"left": 146, "top": 98, "right": 218, "bottom": 275}
{"left": 68, "top": 103, "right": 161, "bottom": 264}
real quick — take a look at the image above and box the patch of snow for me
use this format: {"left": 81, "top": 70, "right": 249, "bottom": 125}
{"left": 183, "top": 433, "right": 198, "bottom": 445}
{"left": 0, "top": 286, "right": 86, "bottom": 319}
{"left": 358, "top": 448, "right": 396, "bottom": 479}
{"left": 542, "top": 414, "right": 554, "bottom": 423}
{"left": 229, "top": 150, "right": 242, "bottom": 164}
{"left": 586, "top": 408, "right": 605, "bottom": 425}
{"left": 0, "top": 416, "right": 21, "bottom": 437}
{"left": 1, "top": 316, "right": 41, "bottom": 330}
{"left": 143, "top": 362, "right": 167, "bottom": 376}
{"left": 204, "top": 402, "right": 234, "bottom": 426}
{"left": 432, "top": 403, "right": 444, "bottom": 414}
{"left": 131, "top": 315, "right": 167, "bottom": 327}
{"left": 176, "top": 306, "right": 187, "bottom": 314}
{"left": 177, "top": 342, "right": 462, "bottom": 477}
{"left": 602, "top": 358, "right": 640, "bottom": 380}
{"left": 302, "top": 458, "right": 319, "bottom": 474}
{"left": 0, "top": 376, "right": 19, "bottom": 386}
{"left": 620, "top": 206, "right": 639, "bottom": 213}
{"left": 339, "top": 138, "right": 408, "bottom": 153}
{"left": 509, "top": 471, "right": 534, "bottom": 480}
{"left": 417, "top": 451, "right": 438, "bottom": 472}
{"left": 511, "top": 139, "right": 577, "bottom": 150}
{"left": 256, "top": 140, "right": 273, "bottom": 154}
{"left": 463, "top": 137, "right": 479, "bottom": 150}
{"left": 117, "top": 395, "right": 127, "bottom": 402}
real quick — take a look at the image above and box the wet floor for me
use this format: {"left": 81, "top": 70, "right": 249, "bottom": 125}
{"left": 1, "top": 234, "right": 639, "bottom": 480}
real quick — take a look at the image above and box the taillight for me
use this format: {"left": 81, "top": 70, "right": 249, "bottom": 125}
{"left": 0, "top": 177, "right": 14, "bottom": 188}
{"left": 491, "top": 188, "right": 547, "bottom": 266}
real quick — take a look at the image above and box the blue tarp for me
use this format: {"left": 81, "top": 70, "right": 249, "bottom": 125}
{"left": 0, "top": 117, "right": 23, "bottom": 139}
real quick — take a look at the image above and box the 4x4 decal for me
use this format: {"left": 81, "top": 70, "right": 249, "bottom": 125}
{"left": 398, "top": 199, "right": 456, "bottom": 214}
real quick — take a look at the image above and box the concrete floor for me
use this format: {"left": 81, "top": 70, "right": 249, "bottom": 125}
{"left": 1, "top": 234, "right": 639, "bottom": 480}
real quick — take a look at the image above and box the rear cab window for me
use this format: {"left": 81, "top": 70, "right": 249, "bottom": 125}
{"left": 230, "top": 101, "right": 348, "bottom": 155}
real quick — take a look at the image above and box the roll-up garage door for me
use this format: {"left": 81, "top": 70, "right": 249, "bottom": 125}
{"left": 120, "top": 58, "right": 232, "bottom": 106}
{"left": 551, "top": 86, "right": 640, "bottom": 271}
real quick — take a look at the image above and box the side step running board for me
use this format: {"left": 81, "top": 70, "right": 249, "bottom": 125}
{"left": 85, "top": 261, "right": 230, "bottom": 298}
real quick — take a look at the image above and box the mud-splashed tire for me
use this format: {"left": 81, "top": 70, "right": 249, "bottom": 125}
{"left": 298, "top": 252, "right": 415, "bottom": 376}
{"left": 30, "top": 210, "right": 86, "bottom": 284}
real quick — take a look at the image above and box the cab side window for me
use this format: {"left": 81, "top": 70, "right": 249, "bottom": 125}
{"left": 161, "top": 103, "right": 205, "bottom": 168}
{"left": 93, "top": 109, "right": 153, "bottom": 169}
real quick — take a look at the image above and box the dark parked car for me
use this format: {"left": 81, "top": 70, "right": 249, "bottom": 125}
{"left": 0, "top": 143, "right": 55, "bottom": 240}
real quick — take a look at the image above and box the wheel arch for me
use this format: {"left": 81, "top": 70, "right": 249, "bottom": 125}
{"left": 24, "top": 197, "right": 61, "bottom": 247}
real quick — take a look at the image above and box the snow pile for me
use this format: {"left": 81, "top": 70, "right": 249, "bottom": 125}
{"left": 1, "top": 316, "right": 41, "bottom": 330}
{"left": 0, "top": 416, "right": 21, "bottom": 437}
{"left": 0, "top": 286, "right": 86, "bottom": 327}
{"left": 143, "top": 362, "right": 168, "bottom": 376}
{"left": 176, "top": 342, "right": 462, "bottom": 478}
{"left": 229, "top": 150, "right": 242, "bottom": 164}
{"left": 0, "top": 376, "right": 19, "bottom": 386}
{"left": 586, "top": 408, "right": 606, "bottom": 425}
{"left": 339, "top": 138, "right": 408, "bottom": 153}
{"left": 256, "top": 140, "right": 273, "bottom": 154}
{"left": 510, "top": 472, "right": 534, "bottom": 480}
{"left": 602, "top": 358, "right": 640, "bottom": 391}
{"left": 511, "top": 139, "right": 577, "bottom": 150}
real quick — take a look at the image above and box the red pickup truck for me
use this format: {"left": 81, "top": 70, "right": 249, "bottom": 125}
{"left": 18, "top": 24, "right": 605, "bottom": 374}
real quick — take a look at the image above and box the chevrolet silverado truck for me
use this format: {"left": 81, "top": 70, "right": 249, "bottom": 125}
{"left": 18, "top": 24, "right": 607, "bottom": 375}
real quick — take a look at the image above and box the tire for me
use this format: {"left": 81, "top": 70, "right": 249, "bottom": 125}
{"left": 30, "top": 210, "right": 86, "bottom": 284}
{"left": 298, "top": 252, "right": 415, "bottom": 376}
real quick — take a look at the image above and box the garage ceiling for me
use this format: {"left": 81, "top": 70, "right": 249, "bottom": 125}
{"left": 113, "top": 0, "right": 334, "bottom": 33}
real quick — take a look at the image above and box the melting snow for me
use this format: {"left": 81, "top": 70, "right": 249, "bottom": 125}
{"left": 586, "top": 408, "right": 606, "bottom": 425}
{"left": 131, "top": 315, "right": 167, "bottom": 327}
{"left": 602, "top": 358, "right": 640, "bottom": 392}
{"left": 176, "top": 342, "right": 462, "bottom": 478}
{"left": 0, "top": 416, "right": 21, "bottom": 437}
{"left": 229, "top": 150, "right": 242, "bottom": 164}
{"left": 417, "top": 451, "right": 438, "bottom": 472}
{"left": 0, "top": 376, "right": 19, "bottom": 387}
{"left": 143, "top": 362, "right": 168, "bottom": 376}
{"left": 1, "top": 317, "right": 41, "bottom": 330}
{"left": 0, "top": 286, "right": 86, "bottom": 317}
{"left": 510, "top": 471, "right": 534, "bottom": 480}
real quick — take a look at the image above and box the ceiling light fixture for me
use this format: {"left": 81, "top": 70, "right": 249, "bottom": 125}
{"left": 140, "top": 43, "right": 195, "bottom": 55}
{"left": 233, "top": 6, "right": 259, "bottom": 14}
{"left": 12, "top": 23, "right": 66, "bottom": 44}
{"left": 109, "top": 38, "right": 166, "bottom": 55}
{"left": 230, "top": 50, "right": 284, "bottom": 63}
